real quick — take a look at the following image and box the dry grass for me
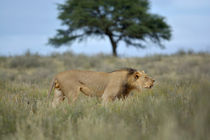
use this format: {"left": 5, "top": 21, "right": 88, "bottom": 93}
{"left": 0, "top": 52, "right": 210, "bottom": 140}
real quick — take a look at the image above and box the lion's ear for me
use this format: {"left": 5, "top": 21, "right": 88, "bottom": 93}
{"left": 134, "top": 72, "right": 141, "bottom": 80}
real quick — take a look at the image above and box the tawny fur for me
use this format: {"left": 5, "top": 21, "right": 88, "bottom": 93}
{"left": 48, "top": 68, "right": 155, "bottom": 107}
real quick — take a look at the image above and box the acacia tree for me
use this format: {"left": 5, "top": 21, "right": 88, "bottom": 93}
{"left": 49, "top": 0, "right": 171, "bottom": 57}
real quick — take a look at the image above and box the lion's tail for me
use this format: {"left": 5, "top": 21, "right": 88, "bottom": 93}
{"left": 48, "top": 79, "right": 55, "bottom": 98}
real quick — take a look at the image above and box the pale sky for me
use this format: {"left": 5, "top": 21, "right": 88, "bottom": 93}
{"left": 0, "top": 0, "right": 210, "bottom": 56}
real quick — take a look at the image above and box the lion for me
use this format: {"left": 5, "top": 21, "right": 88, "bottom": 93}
{"left": 48, "top": 68, "right": 155, "bottom": 107}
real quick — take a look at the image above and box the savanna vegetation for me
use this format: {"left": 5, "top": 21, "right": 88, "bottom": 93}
{"left": 0, "top": 51, "right": 210, "bottom": 140}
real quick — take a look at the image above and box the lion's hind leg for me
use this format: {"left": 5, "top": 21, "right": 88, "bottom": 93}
{"left": 52, "top": 88, "right": 65, "bottom": 108}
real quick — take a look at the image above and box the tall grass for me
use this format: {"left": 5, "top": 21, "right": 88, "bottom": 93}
{"left": 0, "top": 52, "right": 210, "bottom": 140}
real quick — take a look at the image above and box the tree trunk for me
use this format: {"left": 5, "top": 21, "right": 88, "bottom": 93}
{"left": 112, "top": 44, "right": 117, "bottom": 57}
{"left": 107, "top": 34, "right": 118, "bottom": 57}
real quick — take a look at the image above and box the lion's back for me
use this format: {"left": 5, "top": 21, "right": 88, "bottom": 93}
{"left": 55, "top": 70, "right": 109, "bottom": 90}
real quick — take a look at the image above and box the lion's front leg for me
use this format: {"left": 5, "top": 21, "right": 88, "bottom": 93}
{"left": 102, "top": 82, "right": 121, "bottom": 104}
{"left": 102, "top": 94, "right": 115, "bottom": 103}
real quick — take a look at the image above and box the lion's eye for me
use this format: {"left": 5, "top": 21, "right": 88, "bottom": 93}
{"left": 135, "top": 75, "right": 139, "bottom": 79}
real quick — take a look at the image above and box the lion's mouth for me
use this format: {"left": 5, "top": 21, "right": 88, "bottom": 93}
{"left": 145, "top": 85, "right": 153, "bottom": 89}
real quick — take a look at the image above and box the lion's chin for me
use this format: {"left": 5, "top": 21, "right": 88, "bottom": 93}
{"left": 135, "top": 86, "right": 142, "bottom": 92}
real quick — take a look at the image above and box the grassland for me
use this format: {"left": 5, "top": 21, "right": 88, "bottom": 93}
{"left": 0, "top": 51, "right": 210, "bottom": 140}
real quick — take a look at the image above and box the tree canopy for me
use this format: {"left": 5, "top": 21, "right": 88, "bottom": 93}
{"left": 49, "top": 0, "right": 171, "bottom": 57}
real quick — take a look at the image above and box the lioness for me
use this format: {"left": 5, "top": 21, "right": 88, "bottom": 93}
{"left": 48, "top": 68, "right": 155, "bottom": 107}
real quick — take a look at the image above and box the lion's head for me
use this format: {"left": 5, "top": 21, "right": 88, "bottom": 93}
{"left": 128, "top": 70, "right": 155, "bottom": 90}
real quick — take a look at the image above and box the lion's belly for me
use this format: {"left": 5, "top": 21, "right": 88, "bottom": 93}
{"left": 87, "top": 84, "right": 106, "bottom": 97}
